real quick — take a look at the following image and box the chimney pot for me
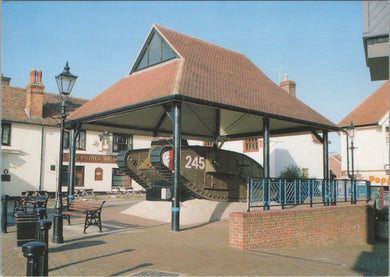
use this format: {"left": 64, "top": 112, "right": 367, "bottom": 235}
{"left": 30, "top": 70, "right": 37, "bottom": 83}
{"left": 37, "top": 70, "right": 42, "bottom": 83}
{"left": 284, "top": 74, "right": 288, "bottom": 81}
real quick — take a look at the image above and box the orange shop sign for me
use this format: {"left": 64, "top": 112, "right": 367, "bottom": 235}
{"left": 368, "top": 176, "right": 389, "bottom": 185}
{"left": 63, "top": 153, "right": 116, "bottom": 164}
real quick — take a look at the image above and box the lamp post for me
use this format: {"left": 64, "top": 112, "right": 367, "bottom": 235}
{"left": 347, "top": 121, "right": 356, "bottom": 204}
{"left": 52, "top": 62, "right": 78, "bottom": 243}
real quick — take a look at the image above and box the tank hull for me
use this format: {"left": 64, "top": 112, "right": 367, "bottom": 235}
{"left": 116, "top": 144, "right": 263, "bottom": 202}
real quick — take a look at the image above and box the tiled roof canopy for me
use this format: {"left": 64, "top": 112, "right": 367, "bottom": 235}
{"left": 67, "top": 24, "right": 338, "bottom": 139}
{"left": 338, "top": 81, "right": 389, "bottom": 127}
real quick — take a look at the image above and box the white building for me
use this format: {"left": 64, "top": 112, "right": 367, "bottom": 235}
{"left": 1, "top": 71, "right": 147, "bottom": 196}
{"left": 338, "top": 81, "right": 389, "bottom": 185}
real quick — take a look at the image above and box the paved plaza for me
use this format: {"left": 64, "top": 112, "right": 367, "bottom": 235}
{"left": 1, "top": 196, "right": 388, "bottom": 276}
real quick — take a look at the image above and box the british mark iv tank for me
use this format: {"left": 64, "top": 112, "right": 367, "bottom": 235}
{"left": 116, "top": 139, "right": 263, "bottom": 202}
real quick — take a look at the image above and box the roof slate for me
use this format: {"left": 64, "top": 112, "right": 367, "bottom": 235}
{"left": 338, "top": 81, "right": 389, "bottom": 127}
{"left": 1, "top": 84, "right": 88, "bottom": 126}
{"left": 68, "top": 24, "right": 336, "bottom": 129}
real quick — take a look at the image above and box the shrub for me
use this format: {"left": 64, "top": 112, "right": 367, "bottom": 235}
{"left": 278, "top": 165, "right": 304, "bottom": 181}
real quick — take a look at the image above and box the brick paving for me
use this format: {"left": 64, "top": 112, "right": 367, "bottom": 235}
{"left": 1, "top": 196, "right": 388, "bottom": 276}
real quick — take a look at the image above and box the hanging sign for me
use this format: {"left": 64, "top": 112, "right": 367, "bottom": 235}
{"left": 95, "top": 167, "right": 103, "bottom": 181}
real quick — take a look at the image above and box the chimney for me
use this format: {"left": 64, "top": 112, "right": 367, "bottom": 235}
{"left": 280, "top": 74, "right": 296, "bottom": 97}
{"left": 26, "top": 69, "right": 45, "bottom": 118}
{"left": 1, "top": 74, "right": 11, "bottom": 86}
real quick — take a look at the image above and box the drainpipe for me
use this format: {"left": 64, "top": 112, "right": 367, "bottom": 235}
{"left": 340, "top": 129, "right": 350, "bottom": 178}
{"left": 39, "top": 126, "right": 45, "bottom": 191}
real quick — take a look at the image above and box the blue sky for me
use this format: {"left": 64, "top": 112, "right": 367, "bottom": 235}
{"left": 1, "top": 1, "right": 386, "bottom": 153}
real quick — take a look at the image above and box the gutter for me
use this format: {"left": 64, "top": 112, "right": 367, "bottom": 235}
{"left": 66, "top": 94, "right": 340, "bottom": 132}
{"left": 339, "top": 122, "right": 378, "bottom": 129}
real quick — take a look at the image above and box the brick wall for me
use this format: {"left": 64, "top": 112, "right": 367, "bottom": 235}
{"left": 229, "top": 202, "right": 375, "bottom": 250}
{"left": 25, "top": 69, "right": 45, "bottom": 118}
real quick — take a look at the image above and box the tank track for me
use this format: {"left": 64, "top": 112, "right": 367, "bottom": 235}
{"left": 116, "top": 150, "right": 149, "bottom": 189}
{"left": 150, "top": 146, "right": 172, "bottom": 181}
{"left": 116, "top": 145, "right": 259, "bottom": 202}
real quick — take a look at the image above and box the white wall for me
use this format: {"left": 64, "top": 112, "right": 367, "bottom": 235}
{"left": 269, "top": 134, "right": 323, "bottom": 178}
{"left": 41, "top": 126, "right": 62, "bottom": 192}
{"left": 1, "top": 123, "right": 44, "bottom": 195}
{"left": 1, "top": 124, "right": 154, "bottom": 196}
{"left": 340, "top": 118, "right": 389, "bottom": 185}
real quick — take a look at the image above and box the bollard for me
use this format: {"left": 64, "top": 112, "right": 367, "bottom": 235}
{"left": 34, "top": 208, "right": 46, "bottom": 220}
{"left": 36, "top": 219, "right": 52, "bottom": 276}
{"left": 1, "top": 194, "right": 9, "bottom": 233}
{"left": 22, "top": 241, "right": 45, "bottom": 276}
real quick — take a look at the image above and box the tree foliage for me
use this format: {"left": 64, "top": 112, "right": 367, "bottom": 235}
{"left": 278, "top": 165, "right": 304, "bottom": 181}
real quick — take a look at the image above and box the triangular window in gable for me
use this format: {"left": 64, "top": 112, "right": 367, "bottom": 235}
{"left": 134, "top": 32, "right": 177, "bottom": 72}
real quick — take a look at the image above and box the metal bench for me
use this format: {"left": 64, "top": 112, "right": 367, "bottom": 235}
{"left": 62, "top": 200, "right": 105, "bottom": 233}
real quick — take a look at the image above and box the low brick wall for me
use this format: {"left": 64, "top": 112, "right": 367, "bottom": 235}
{"left": 229, "top": 202, "right": 375, "bottom": 250}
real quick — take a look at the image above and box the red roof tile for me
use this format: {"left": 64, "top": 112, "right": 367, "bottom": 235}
{"left": 338, "top": 81, "right": 389, "bottom": 127}
{"left": 68, "top": 60, "right": 179, "bottom": 120}
{"left": 1, "top": 84, "right": 88, "bottom": 126}
{"left": 68, "top": 24, "right": 336, "bottom": 130}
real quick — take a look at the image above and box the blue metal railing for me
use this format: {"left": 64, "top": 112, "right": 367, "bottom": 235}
{"left": 247, "top": 178, "right": 371, "bottom": 211}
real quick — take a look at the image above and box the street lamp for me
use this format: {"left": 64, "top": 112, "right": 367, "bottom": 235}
{"left": 52, "top": 62, "right": 78, "bottom": 243}
{"left": 347, "top": 121, "right": 356, "bottom": 204}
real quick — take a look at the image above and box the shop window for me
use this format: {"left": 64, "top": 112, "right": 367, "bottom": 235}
{"left": 76, "top": 130, "right": 86, "bottom": 150}
{"left": 63, "top": 130, "right": 86, "bottom": 150}
{"left": 62, "top": 165, "right": 85, "bottom": 187}
{"left": 1, "top": 122, "right": 11, "bottom": 146}
{"left": 63, "top": 131, "right": 70, "bottom": 149}
{"left": 112, "top": 133, "right": 133, "bottom": 153}
{"left": 134, "top": 32, "right": 176, "bottom": 72}
{"left": 112, "top": 168, "right": 131, "bottom": 187}
{"left": 243, "top": 138, "right": 263, "bottom": 152}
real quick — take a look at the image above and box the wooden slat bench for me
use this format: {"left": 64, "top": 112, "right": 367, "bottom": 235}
{"left": 63, "top": 200, "right": 105, "bottom": 233}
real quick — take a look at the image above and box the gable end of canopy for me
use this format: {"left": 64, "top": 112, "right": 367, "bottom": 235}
{"left": 129, "top": 24, "right": 182, "bottom": 75}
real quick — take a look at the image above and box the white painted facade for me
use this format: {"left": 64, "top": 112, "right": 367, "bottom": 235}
{"left": 1, "top": 120, "right": 327, "bottom": 197}
{"left": 1, "top": 123, "right": 150, "bottom": 196}
{"left": 340, "top": 113, "right": 389, "bottom": 186}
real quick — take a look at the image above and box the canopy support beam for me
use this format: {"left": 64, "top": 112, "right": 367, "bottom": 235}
{"left": 263, "top": 117, "right": 270, "bottom": 211}
{"left": 171, "top": 102, "right": 181, "bottom": 231}
{"left": 68, "top": 124, "right": 82, "bottom": 205}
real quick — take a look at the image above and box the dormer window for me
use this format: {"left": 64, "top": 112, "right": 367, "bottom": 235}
{"left": 133, "top": 32, "right": 176, "bottom": 72}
